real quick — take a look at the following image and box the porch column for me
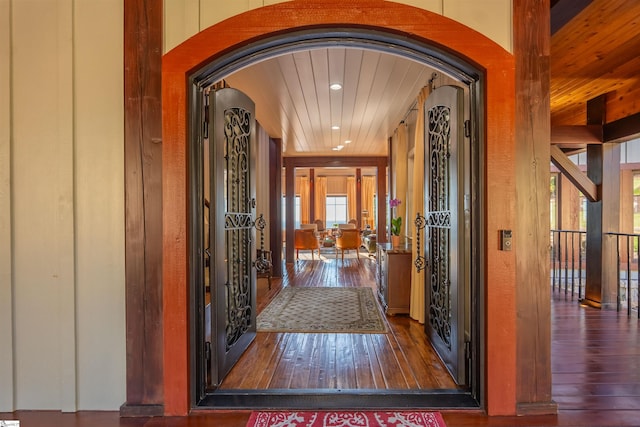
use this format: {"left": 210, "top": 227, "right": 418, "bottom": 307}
{"left": 584, "top": 143, "right": 620, "bottom": 308}
{"left": 121, "top": 0, "right": 164, "bottom": 416}
{"left": 514, "top": 0, "right": 556, "bottom": 415}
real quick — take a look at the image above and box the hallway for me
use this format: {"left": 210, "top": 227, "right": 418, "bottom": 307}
{"left": 220, "top": 254, "right": 457, "bottom": 390}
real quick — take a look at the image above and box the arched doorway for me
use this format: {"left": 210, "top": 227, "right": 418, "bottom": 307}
{"left": 162, "top": 2, "right": 516, "bottom": 416}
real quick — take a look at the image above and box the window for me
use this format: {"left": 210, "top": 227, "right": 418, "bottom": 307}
{"left": 578, "top": 192, "right": 587, "bottom": 231}
{"left": 633, "top": 172, "right": 640, "bottom": 234}
{"left": 325, "top": 196, "right": 347, "bottom": 226}
{"left": 550, "top": 174, "right": 558, "bottom": 230}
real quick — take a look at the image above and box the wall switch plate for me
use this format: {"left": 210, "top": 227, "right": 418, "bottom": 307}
{"left": 500, "top": 229, "right": 512, "bottom": 251}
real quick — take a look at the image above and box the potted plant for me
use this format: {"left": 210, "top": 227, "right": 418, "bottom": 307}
{"left": 389, "top": 198, "right": 402, "bottom": 246}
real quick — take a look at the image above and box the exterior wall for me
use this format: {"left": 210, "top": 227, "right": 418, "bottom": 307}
{"left": 0, "top": 0, "right": 12, "bottom": 412}
{"left": 0, "top": 0, "right": 125, "bottom": 412}
{"left": 0, "top": 0, "right": 513, "bottom": 413}
{"left": 163, "top": 0, "right": 512, "bottom": 54}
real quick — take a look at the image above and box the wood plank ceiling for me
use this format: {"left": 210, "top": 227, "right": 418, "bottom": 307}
{"left": 225, "top": 48, "right": 434, "bottom": 157}
{"left": 551, "top": 0, "right": 640, "bottom": 127}
{"left": 224, "top": 0, "right": 640, "bottom": 157}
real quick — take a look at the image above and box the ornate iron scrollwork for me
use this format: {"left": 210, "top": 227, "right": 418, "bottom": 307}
{"left": 223, "top": 106, "right": 253, "bottom": 351}
{"left": 253, "top": 213, "right": 271, "bottom": 273}
{"left": 414, "top": 212, "right": 427, "bottom": 272}
{"left": 427, "top": 103, "right": 453, "bottom": 350}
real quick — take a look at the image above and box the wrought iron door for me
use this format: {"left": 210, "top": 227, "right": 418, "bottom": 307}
{"left": 422, "top": 85, "right": 468, "bottom": 384}
{"left": 209, "top": 88, "right": 257, "bottom": 387}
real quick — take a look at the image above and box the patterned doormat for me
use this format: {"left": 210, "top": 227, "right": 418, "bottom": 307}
{"left": 257, "top": 287, "right": 387, "bottom": 333}
{"left": 246, "top": 411, "right": 447, "bottom": 427}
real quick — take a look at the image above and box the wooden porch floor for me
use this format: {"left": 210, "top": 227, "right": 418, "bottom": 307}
{"left": 3, "top": 256, "right": 640, "bottom": 426}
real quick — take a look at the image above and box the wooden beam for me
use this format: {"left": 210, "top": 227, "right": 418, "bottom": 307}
{"left": 603, "top": 111, "right": 640, "bottom": 143}
{"left": 514, "top": 0, "right": 556, "bottom": 415}
{"left": 550, "top": 145, "right": 599, "bottom": 202}
{"left": 121, "top": 0, "right": 164, "bottom": 417}
{"left": 550, "top": 0, "right": 593, "bottom": 34}
{"left": 269, "top": 138, "right": 283, "bottom": 277}
{"left": 285, "top": 164, "right": 295, "bottom": 263}
{"left": 550, "top": 125, "right": 602, "bottom": 145}
{"left": 283, "top": 156, "right": 387, "bottom": 168}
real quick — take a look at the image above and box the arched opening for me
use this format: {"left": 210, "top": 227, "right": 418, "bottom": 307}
{"left": 162, "top": 2, "right": 515, "bottom": 416}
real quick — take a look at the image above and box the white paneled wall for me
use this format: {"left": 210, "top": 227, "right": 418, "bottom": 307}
{"left": 1, "top": 0, "right": 125, "bottom": 412}
{"left": 74, "top": 0, "right": 125, "bottom": 410}
{"left": 0, "top": 0, "right": 13, "bottom": 411}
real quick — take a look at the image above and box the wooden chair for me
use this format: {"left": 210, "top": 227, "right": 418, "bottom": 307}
{"left": 335, "top": 228, "right": 360, "bottom": 261}
{"left": 314, "top": 219, "right": 326, "bottom": 238}
{"left": 294, "top": 228, "right": 320, "bottom": 260}
{"left": 338, "top": 223, "right": 357, "bottom": 230}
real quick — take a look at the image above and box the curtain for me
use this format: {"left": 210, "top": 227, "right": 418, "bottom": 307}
{"left": 347, "top": 176, "right": 357, "bottom": 223}
{"left": 394, "top": 123, "right": 409, "bottom": 235}
{"left": 314, "top": 176, "right": 327, "bottom": 226}
{"left": 410, "top": 86, "right": 431, "bottom": 324}
{"left": 297, "top": 176, "right": 310, "bottom": 224}
{"left": 361, "top": 176, "right": 376, "bottom": 230}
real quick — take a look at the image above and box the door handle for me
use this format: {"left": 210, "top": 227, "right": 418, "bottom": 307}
{"left": 414, "top": 212, "right": 427, "bottom": 272}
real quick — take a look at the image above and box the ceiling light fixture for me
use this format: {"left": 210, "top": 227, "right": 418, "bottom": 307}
{"left": 331, "top": 125, "right": 340, "bottom": 130}
{"left": 344, "top": 140, "right": 351, "bottom": 144}
{"left": 330, "top": 83, "right": 342, "bottom": 90}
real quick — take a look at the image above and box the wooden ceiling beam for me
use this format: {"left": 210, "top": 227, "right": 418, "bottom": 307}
{"left": 283, "top": 156, "right": 387, "bottom": 169}
{"left": 603, "top": 112, "right": 640, "bottom": 143}
{"left": 550, "top": 0, "right": 593, "bottom": 35}
{"left": 550, "top": 145, "right": 599, "bottom": 202}
{"left": 551, "top": 125, "right": 602, "bottom": 145}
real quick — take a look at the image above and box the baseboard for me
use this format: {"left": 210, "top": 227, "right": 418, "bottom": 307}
{"left": 516, "top": 401, "right": 558, "bottom": 416}
{"left": 119, "top": 403, "right": 164, "bottom": 417}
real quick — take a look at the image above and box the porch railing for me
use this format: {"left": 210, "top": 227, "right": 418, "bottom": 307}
{"left": 550, "top": 229, "right": 639, "bottom": 317}
{"left": 606, "top": 232, "right": 640, "bottom": 318}
{"left": 550, "top": 229, "right": 586, "bottom": 300}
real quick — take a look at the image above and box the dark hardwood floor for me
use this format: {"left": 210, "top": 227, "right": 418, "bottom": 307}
{"left": 221, "top": 252, "right": 456, "bottom": 390}
{"left": 3, "top": 256, "right": 640, "bottom": 426}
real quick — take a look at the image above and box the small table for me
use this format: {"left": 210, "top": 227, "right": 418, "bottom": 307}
{"left": 321, "top": 237, "right": 335, "bottom": 248}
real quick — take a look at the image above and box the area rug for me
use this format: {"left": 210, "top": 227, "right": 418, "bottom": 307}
{"left": 256, "top": 287, "right": 387, "bottom": 333}
{"left": 246, "top": 411, "right": 447, "bottom": 427}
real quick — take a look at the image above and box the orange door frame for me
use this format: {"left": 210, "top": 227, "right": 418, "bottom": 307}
{"left": 162, "top": 0, "right": 515, "bottom": 416}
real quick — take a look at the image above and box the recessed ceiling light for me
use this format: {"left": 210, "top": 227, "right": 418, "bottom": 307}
{"left": 344, "top": 140, "right": 351, "bottom": 144}
{"left": 332, "top": 147, "right": 339, "bottom": 151}
{"left": 331, "top": 125, "right": 340, "bottom": 130}
{"left": 330, "top": 83, "right": 342, "bottom": 90}
{"left": 337, "top": 145, "right": 344, "bottom": 150}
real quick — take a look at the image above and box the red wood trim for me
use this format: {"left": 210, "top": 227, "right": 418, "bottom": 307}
{"left": 162, "top": 1, "right": 516, "bottom": 416}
